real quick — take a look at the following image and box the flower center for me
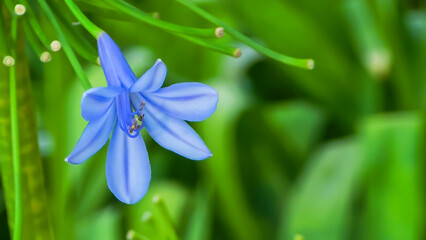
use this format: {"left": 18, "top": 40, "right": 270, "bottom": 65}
{"left": 116, "top": 92, "right": 145, "bottom": 138}
{"left": 129, "top": 102, "right": 145, "bottom": 135}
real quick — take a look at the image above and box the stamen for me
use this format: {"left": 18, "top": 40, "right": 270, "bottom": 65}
{"left": 139, "top": 101, "right": 146, "bottom": 111}
{"left": 138, "top": 113, "right": 144, "bottom": 121}
{"left": 50, "top": 40, "right": 62, "bottom": 52}
{"left": 129, "top": 118, "right": 138, "bottom": 134}
{"left": 14, "top": 4, "right": 26, "bottom": 16}
{"left": 3, "top": 56, "right": 15, "bottom": 67}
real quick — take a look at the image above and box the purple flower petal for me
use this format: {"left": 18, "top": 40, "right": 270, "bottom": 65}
{"left": 144, "top": 82, "right": 218, "bottom": 121}
{"left": 106, "top": 124, "right": 151, "bottom": 204}
{"left": 81, "top": 86, "right": 124, "bottom": 121}
{"left": 143, "top": 104, "right": 212, "bottom": 160}
{"left": 98, "top": 32, "right": 137, "bottom": 88}
{"left": 129, "top": 59, "right": 167, "bottom": 93}
{"left": 66, "top": 104, "right": 116, "bottom": 164}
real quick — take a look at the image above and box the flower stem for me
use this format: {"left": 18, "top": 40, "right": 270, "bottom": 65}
{"left": 18, "top": 0, "right": 51, "bottom": 48}
{"left": 0, "top": 4, "right": 10, "bottom": 56}
{"left": 37, "top": 0, "right": 92, "bottom": 89}
{"left": 9, "top": 16, "right": 22, "bottom": 240}
{"left": 103, "top": 0, "right": 221, "bottom": 38}
{"left": 178, "top": 33, "right": 241, "bottom": 57}
{"left": 152, "top": 195, "right": 179, "bottom": 240}
{"left": 175, "top": 0, "right": 315, "bottom": 69}
{"left": 64, "top": 0, "right": 103, "bottom": 38}
{"left": 51, "top": 5, "right": 98, "bottom": 63}
{"left": 23, "top": 20, "right": 49, "bottom": 60}
{"left": 3, "top": 0, "right": 14, "bottom": 14}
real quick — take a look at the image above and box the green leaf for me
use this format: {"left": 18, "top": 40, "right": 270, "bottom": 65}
{"left": 358, "top": 112, "right": 425, "bottom": 240}
{"left": 281, "top": 138, "right": 363, "bottom": 240}
{"left": 263, "top": 101, "right": 325, "bottom": 158}
{"left": 199, "top": 50, "right": 263, "bottom": 240}
{"left": 0, "top": 25, "right": 53, "bottom": 240}
{"left": 75, "top": 208, "right": 121, "bottom": 240}
{"left": 184, "top": 186, "right": 213, "bottom": 240}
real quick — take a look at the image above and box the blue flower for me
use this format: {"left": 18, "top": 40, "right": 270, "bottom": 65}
{"left": 65, "top": 32, "right": 218, "bottom": 204}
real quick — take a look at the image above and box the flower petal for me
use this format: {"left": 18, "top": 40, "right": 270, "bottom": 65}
{"left": 98, "top": 32, "right": 137, "bottom": 88}
{"left": 81, "top": 86, "right": 124, "bottom": 121}
{"left": 144, "top": 83, "right": 218, "bottom": 121}
{"left": 65, "top": 104, "right": 116, "bottom": 164}
{"left": 106, "top": 124, "right": 151, "bottom": 204}
{"left": 129, "top": 59, "right": 167, "bottom": 93}
{"left": 143, "top": 104, "right": 212, "bottom": 160}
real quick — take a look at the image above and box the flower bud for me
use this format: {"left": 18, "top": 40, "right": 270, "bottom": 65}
{"left": 14, "top": 4, "right": 26, "bottom": 16}
{"left": 3, "top": 56, "right": 15, "bottom": 67}
{"left": 50, "top": 40, "right": 62, "bottom": 52}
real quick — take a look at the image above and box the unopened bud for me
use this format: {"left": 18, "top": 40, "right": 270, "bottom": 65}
{"left": 50, "top": 40, "right": 62, "bottom": 52}
{"left": 141, "top": 211, "right": 152, "bottom": 222}
{"left": 3, "top": 56, "right": 15, "bottom": 67}
{"left": 40, "top": 52, "right": 51, "bottom": 63}
{"left": 215, "top": 27, "right": 224, "bottom": 38}
{"left": 307, "top": 59, "right": 315, "bottom": 70}
{"left": 15, "top": 4, "right": 26, "bottom": 16}
{"left": 152, "top": 12, "right": 160, "bottom": 19}
{"left": 233, "top": 48, "right": 242, "bottom": 58}
{"left": 126, "top": 230, "right": 135, "bottom": 240}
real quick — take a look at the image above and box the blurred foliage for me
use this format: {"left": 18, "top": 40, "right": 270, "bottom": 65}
{"left": 0, "top": 0, "right": 426, "bottom": 239}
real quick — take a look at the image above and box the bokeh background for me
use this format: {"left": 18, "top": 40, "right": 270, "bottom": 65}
{"left": 1, "top": 0, "right": 426, "bottom": 239}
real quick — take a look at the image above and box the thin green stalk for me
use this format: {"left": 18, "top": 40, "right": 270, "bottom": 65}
{"left": 19, "top": 0, "right": 51, "bottom": 48}
{"left": 23, "top": 20, "right": 49, "bottom": 60}
{"left": 51, "top": 4, "right": 98, "bottom": 63}
{"left": 64, "top": 0, "right": 103, "bottom": 38}
{"left": 27, "top": 17, "right": 51, "bottom": 49}
{"left": 0, "top": 5, "right": 10, "bottom": 56}
{"left": 37, "top": 0, "right": 92, "bottom": 90}
{"left": 10, "top": 16, "right": 22, "bottom": 240}
{"left": 103, "top": 0, "right": 221, "bottom": 38}
{"left": 75, "top": 1, "right": 158, "bottom": 22}
{"left": 4, "top": 0, "right": 14, "bottom": 14}
{"left": 152, "top": 195, "right": 179, "bottom": 240}
{"left": 178, "top": 33, "right": 241, "bottom": 57}
{"left": 176, "top": 0, "right": 314, "bottom": 69}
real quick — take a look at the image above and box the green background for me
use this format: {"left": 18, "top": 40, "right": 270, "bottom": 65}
{"left": 1, "top": 0, "right": 426, "bottom": 239}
